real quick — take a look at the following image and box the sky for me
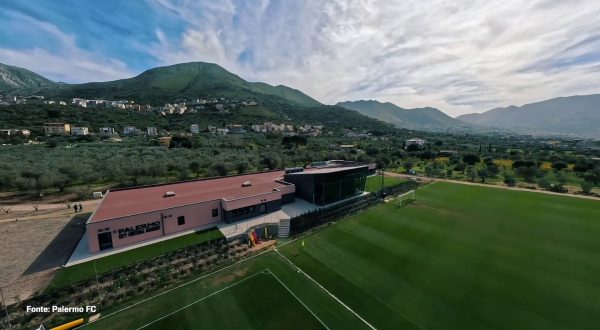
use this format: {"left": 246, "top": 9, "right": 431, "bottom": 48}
{"left": 1, "top": 0, "right": 600, "bottom": 116}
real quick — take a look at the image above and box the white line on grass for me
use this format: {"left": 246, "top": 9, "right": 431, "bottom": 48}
{"left": 78, "top": 209, "right": 379, "bottom": 328}
{"left": 274, "top": 249, "right": 378, "bottom": 330}
{"left": 265, "top": 268, "right": 330, "bottom": 330}
{"left": 78, "top": 248, "right": 277, "bottom": 328}
{"left": 135, "top": 270, "right": 267, "bottom": 329}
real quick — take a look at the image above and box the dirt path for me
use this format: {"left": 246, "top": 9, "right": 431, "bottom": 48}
{"left": 385, "top": 172, "right": 600, "bottom": 201}
{"left": 0, "top": 199, "right": 100, "bottom": 223}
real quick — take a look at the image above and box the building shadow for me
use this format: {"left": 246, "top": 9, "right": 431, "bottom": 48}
{"left": 22, "top": 212, "right": 89, "bottom": 276}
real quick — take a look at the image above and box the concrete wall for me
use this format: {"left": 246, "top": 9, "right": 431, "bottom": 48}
{"left": 87, "top": 199, "right": 222, "bottom": 253}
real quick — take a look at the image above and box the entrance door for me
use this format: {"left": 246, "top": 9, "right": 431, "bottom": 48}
{"left": 98, "top": 232, "right": 113, "bottom": 250}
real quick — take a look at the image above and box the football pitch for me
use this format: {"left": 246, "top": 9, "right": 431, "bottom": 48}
{"left": 79, "top": 182, "right": 600, "bottom": 330}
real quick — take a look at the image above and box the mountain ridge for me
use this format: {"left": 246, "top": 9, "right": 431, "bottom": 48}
{"left": 456, "top": 94, "right": 600, "bottom": 137}
{"left": 0, "top": 62, "right": 321, "bottom": 107}
{"left": 336, "top": 100, "right": 467, "bottom": 131}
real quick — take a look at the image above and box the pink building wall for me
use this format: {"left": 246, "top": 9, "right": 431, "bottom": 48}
{"left": 87, "top": 200, "right": 222, "bottom": 253}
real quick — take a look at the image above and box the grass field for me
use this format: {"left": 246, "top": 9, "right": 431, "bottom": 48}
{"left": 72, "top": 182, "right": 600, "bottom": 329}
{"left": 365, "top": 175, "right": 406, "bottom": 192}
{"left": 50, "top": 228, "right": 223, "bottom": 289}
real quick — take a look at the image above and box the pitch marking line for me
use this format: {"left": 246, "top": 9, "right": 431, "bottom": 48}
{"left": 274, "top": 249, "right": 378, "bottom": 330}
{"left": 134, "top": 270, "right": 268, "bottom": 329}
{"left": 265, "top": 268, "right": 330, "bottom": 330}
{"left": 78, "top": 247, "right": 278, "bottom": 328}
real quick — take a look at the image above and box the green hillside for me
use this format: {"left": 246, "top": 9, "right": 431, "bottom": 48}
{"left": 6, "top": 62, "right": 321, "bottom": 107}
{"left": 337, "top": 100, "right": 466, "bottom": 131}
{"left": 0, "top": 63, "right": 57, "bottom": 93}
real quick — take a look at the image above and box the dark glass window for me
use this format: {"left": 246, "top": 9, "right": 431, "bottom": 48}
{"left": 177, "top": 216, "right": 185, "bottom": 225}
{"left": 212, "top": 208, "right": 219, "bottom": 217}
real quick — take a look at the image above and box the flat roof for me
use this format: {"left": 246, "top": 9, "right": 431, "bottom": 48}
{"left": 89, "top": 171, "right": 287, "bottom": 223}
{"left": 287, "top": 165, "right": 367, "bottom": 175}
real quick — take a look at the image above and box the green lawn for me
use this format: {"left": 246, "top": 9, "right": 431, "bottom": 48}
{"left": 365, "top": 175, "right": 406, "bottom": 192}
{"left": 49, "top": 228, "right": 223, "bottom": 289}
{"left": 64, "top": 182, "right": 600, "bottom": 329}
{"left": 79, "top": 251, "right": 370, "bottom": 330}
{"left": 280, "top": 182, "right": 600, "bottom": 329}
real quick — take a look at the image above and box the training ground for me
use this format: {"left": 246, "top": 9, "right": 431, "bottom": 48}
{"left": 78, "top": 182, "right": 600, "bottom": 330}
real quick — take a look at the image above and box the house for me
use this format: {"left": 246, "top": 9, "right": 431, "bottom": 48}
{"left": 44, "top": 123, "right": 71, "bottom": 136}
{"left": 190, "top": 124, "right": 200, "bottom": 134}
{"left": 20, "top": 129, "right": 31, "bottom": 137}
{"left": 147, "top": 127, "right": 158, "bottom": 136}
{"left": 71, "top": 127, "right": 90, "bottom": 136}
{"left": 158, "top": 136, "right": 172, "bottom": 147}
{"left": 405, "top": 138, "right": 426, "bottom": 149}
{"left": 123, "top": 126, "right": 140, "bottom": 135}
{"left": 0, "top": 129, "right": 18, "bottom": 136}
{"left": 339, "top": 144, "right": 356, "bottom": 151}
{"left": 99, "top": 127, "right": 116, "bottom": 136}
{"left": 227, "top": 124, "right": 246, "bottom": 134}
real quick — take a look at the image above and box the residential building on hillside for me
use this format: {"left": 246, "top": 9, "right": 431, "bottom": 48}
{"left": 147, "top": 127, "right": 158, "bottom": 135}
{"left": 71, "top": 127, "right": 90, "bottom": 136}
{"left": 123, "top": 126, "right": 140, "bottom": 135}
{"left": 44, "top": 123, "right": 71, "bottom": 136}
{"left": 190, "top": 124, "right": 200, "bottom": 134}
{"left": 99, "top": 127, "right": 116, "bottom": 136}
{"left": 405, "top": 138, "right": 426, "bottom": 149}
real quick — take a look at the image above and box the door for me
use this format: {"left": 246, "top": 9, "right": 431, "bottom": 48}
{"left": 98, "top": 232, "right": 113, "bottom": 250}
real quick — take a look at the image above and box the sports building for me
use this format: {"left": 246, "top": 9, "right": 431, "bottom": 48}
{"left": 85, "top": 163, "right": 370, "bottom": 253}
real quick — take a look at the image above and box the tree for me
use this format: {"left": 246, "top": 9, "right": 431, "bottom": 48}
{"left": 406, "top": 144, "right": 419, "bottom": 152}
{"left": 462, "top": 154, "right": 480, "bottom": 165}
{"left": 478, "top": 168, "right": 489, "bottom": 183}
{"left": 213, "top": 163, "right": 229, "bottom": 176}
{"left": 503, "top": 175, "right": 516, "bottom": 187}
{"left": 453, "top": 162, "right": 466, "bottom": 173}
{"left": 466, "top": 166, "right": 476, "bottom": 182}
{"left": 581, "top": 182, "right": 594, "bottom": 195}
{"left": 188, "top": 161, "right": 201, "bottom": 177}
{"left": 235, "top": 162, "right": 249, "bottom": 174}
{"left": 516, "top": 166, "right": 539, "bottom": 183}
{"left": 551, "top": 161, "right": 568, "bottom": 171}
{"left": 403, "top": 161, "right": 414, "bottom": 173}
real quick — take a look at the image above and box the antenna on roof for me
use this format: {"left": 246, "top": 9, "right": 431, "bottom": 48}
{"left": 241, "top": 181, "right": 252, "bottom": 187}
{"left": 163, "top": 191, "right": 176, "bottom": 197}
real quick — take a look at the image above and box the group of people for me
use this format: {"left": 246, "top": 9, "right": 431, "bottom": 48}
{"left": 71, "top": 203, "right": 84, "bottom": 213}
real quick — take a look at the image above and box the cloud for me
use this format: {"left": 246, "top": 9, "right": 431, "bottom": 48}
{"left": 149, "top": 0, "right": 600, "bottom": 116}
{"left": 0, "top": 9, "right": 135, "bottom": 83}
{"left": 2, "top": 0, "right": 600, "bottom": 115}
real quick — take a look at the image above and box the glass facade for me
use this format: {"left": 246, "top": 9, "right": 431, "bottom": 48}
{"left": 313, "top": 167, "right": 368, "bottom": 205}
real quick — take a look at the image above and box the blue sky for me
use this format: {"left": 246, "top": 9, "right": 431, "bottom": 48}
{"left": 1, "top": 0, "right": 600, "bottom": 116}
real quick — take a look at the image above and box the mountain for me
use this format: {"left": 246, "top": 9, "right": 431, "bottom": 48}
{"left": 0, "top": 62, "right": 321, "bottom": 107}
{"left": 336, "top": 100, "right": 466, "bottom": 131}
{"left": 0, "top": 63, "right": 57, "bottom": 93}
{"left": 456, "top": 95, "right": 600, "bottom": 137}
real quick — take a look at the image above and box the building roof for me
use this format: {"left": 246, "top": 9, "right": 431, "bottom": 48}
{"left": 287, "top": 165, "right": 367, "bottom": 175}
{"left": 89, "top": 171, "right": 287, "bottom": 223}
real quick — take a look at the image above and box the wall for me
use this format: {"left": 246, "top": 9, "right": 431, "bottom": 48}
{"left": 87, "top": 199, "right": 222, "bottom": 253}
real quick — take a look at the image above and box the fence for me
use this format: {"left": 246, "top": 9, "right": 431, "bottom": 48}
{"left": 290, "top": 181, "right": 419, "bottom": 235}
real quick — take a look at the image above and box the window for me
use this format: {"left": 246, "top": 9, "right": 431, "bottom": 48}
{"left": 177, "top": 216, "right": 185, "bottom": 226}
{"left": 212, "top": 208, "right": 219, "bottom": 217}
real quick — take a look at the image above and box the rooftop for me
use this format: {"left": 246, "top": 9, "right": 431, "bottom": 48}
{"left": 89, "top": 171, "right": 287, "bottom": 223}
{"left": 287, "top": 165, "right": 367, "bottom": 175}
